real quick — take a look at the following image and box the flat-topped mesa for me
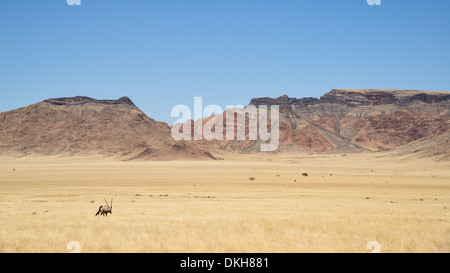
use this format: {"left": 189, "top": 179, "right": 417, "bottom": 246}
{"left": 44, "top": 96, "right": 137, "bottom": 107}
{"left": 319, "top": 89, "right": 450, "bottom": 106}
{"left": 250, "top": 94, "right": 319, "bottom": 112}
{"left": 319, "top": 89, "right": 398, "bottom": 106}
{"left": 250, "top": 89, "right": 450, "bottom": 109}
{"left": 241, "top": 89, "right": 449, "bottom": 155}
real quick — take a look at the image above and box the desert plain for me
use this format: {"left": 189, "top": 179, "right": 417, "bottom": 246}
{"left": 0, "top": 152, "right": 448, "bottom": 253}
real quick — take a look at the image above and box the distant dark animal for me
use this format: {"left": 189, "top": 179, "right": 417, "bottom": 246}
{"left": 95, "top": 197, "right": 113, "bottom": 217}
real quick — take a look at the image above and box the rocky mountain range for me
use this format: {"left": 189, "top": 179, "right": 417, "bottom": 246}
{"left": 182, "top": 89, "right": 450, "bottom": 159}
{"left": 0, "top": 96, "right": 215, "bottom": 160}
{"left": 0, "top": 89, "right": 448, "bottom": 160}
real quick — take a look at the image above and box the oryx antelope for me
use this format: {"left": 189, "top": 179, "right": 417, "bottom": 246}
{"left": 95, "top": 197, "right": 113, "bottom": 217}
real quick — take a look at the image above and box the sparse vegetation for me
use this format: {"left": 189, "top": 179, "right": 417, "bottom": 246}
{"left": 302, "top": 173, "right": 308, "bottom": 177}
{"left": 0, "top": 154, "right": 448, "bottom": 253}
{"left": 249, "top": 177, "right": 255, "bottom": 181}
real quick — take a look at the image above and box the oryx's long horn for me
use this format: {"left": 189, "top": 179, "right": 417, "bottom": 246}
{"left": 104, "top": 197, "right": 109, "bottom": 208}
{"left": 110, "top": 197, "right": 113, "bottom": 208}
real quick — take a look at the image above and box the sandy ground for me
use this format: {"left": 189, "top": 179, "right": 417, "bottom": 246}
{"left": 0, "top": 153, "right": 449, "bottom": 253}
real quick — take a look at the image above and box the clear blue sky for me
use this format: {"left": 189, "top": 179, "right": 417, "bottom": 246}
{"left": 1, "top": 0, "right": 449, "bottom": 124}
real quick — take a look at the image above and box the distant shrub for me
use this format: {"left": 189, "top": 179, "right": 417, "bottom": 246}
{"left": 249, "top": 177, "right": 255, "bottom": 181}
{"left": 302, "top": 173, "right": 308, "bottom": 177}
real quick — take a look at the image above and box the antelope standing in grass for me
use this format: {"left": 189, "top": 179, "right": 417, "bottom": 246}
{"left": 95, "top": 197, "right": 113, "bottom": 217}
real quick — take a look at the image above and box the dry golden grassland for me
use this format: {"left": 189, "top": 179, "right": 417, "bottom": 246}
{"left": 0, "top": 153, "right": 449, "bottom": 253}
